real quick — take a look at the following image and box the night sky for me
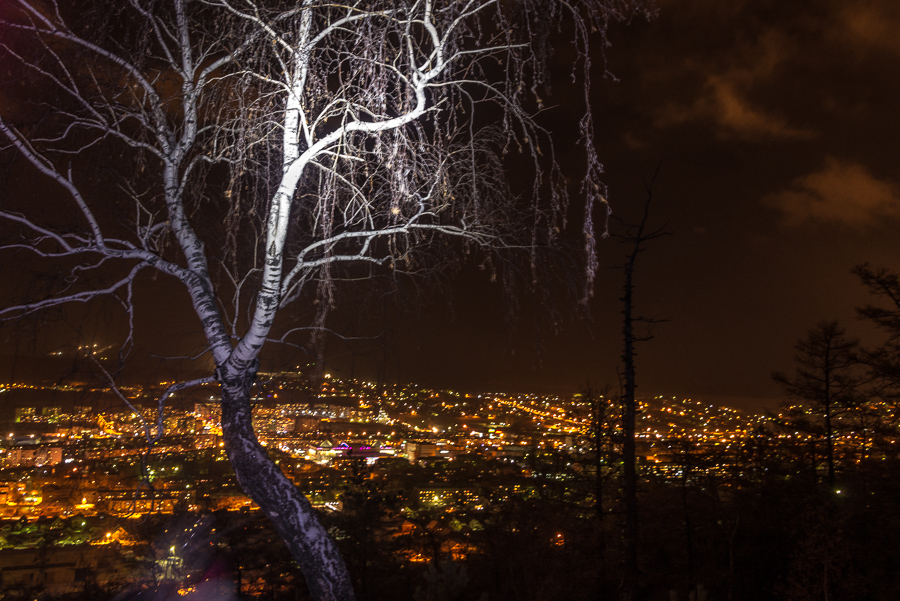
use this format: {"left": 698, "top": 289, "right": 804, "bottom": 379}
{"left": 358, "top": 0, "right": 900, "bottom": 409}
{"left": 2, "top": 0, "right": 899, "bottom": 411}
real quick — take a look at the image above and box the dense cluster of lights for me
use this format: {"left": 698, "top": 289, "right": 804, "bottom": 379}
{"left": 3, "top": 373, "right": 881, "bottom": 531}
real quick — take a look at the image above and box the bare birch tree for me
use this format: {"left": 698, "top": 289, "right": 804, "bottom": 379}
{"left": 0, "top": 0, "right": 652, "bottom": 598}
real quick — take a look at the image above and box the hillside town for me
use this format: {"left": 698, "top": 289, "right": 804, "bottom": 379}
{"left": 4, "top": 369, "right": 894, "bottom": 598}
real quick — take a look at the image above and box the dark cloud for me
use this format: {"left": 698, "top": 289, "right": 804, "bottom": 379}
{"left": 763, "top": 158, "right": 900, "bottom": 228}
{"left": 831, "top": 0, "right": 900, "bottom": 55}
{"left": 657, "top": 74, "right": 817, "bottom": 140}
{"left": 650, "top": 28, "right": 816, "bottom": 139}
{"left": 636, "top": 0, "right": 900, "bottom": 143}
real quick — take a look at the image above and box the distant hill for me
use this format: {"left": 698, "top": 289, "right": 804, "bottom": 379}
{"left": 0, "top": 352, "right": 211, "bottom": 386}
{"left": 0, "top": 388, "right": 124, "bottom": 421}
{"left": 0, "top": 353, "right": 90, "bottom": 385}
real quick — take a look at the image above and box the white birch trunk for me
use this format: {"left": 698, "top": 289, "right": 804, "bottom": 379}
{"left": 219, "top": 364, "right": 354, "bottom": 601}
